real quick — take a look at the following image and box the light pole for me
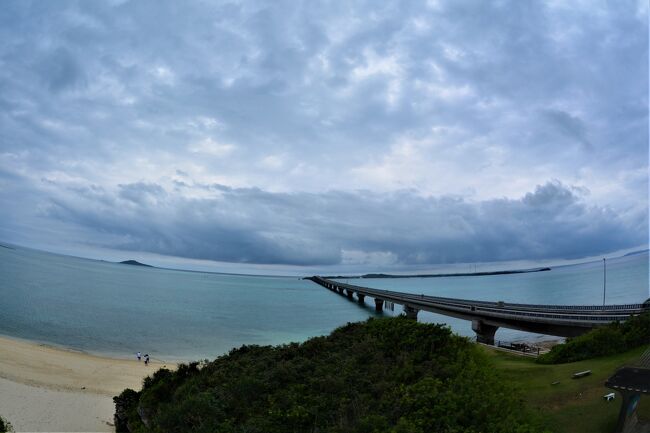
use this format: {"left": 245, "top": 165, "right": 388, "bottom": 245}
{"left": 602, "top": 258, "right": 607, "bottom": 306}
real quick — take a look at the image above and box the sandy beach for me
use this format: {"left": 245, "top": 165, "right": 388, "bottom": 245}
{"left": 0, "top": 335, "right": 175, "bottom": 432}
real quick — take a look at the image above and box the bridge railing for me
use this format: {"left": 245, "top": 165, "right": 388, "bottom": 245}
{"left": 328, "top": 278, "right": 645, "bottom": 311}
{"left": 318, "top": 277, "right": 647, "bottom": 312}
{"left": 311, "top": 276, "right": 648, "bottom": 323}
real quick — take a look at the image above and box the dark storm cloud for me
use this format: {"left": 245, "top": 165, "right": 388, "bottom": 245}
{"left": 540, "top": 109, "right": 591, "bottom": 150}
{"left": 38, "top": 47, "right": 86, "bottom": 93}
{"left": 118, "top": 182, "right": 166, "bottom": 204}
{"left": 35, "top": 180, "right": 646, "bottom": 266}
{"left": 0, "top": 0, "right": 647, "bottom": 266}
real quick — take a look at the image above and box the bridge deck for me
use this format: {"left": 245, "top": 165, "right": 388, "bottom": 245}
{"left": 309, "top": 276, "right": 649, "bottom": 339}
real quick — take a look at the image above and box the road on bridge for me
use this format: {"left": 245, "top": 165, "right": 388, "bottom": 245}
{"left": 308, "top": 276, "right": 650, "bottom": 345}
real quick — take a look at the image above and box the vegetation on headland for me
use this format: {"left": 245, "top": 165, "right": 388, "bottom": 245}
{"left": 537, "top": 312, "right": 650, "bottom": 364}
{"left": 0, "top": 416, "right": 11, "bottom": 433}
{"left": 115, "top": 317, "right": 547, "bottom": 433}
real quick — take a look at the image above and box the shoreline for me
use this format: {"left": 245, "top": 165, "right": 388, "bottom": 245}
{"left": 0, "top": 334, "right": 175, "bottom": 395}
{"left": 0, "top": 331, "right": 195, "bottom": 364}
{"left": 0, "top": 334, "right": 176, "bottom": 432}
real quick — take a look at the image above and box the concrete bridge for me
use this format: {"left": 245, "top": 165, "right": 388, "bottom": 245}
{"left": 308, "top": 276, "right": 650, "bottom": 344}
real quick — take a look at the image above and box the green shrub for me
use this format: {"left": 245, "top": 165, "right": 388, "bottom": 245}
{"left": 0, "top": 416, "right": 12, "bottom": 433}
{"left": 538, "top": 312, "right": 650, "bottom": 364}
{"left": 115, "top": 317, "right": 547, "bottom": 433}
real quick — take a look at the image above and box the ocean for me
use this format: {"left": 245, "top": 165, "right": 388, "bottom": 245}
{"left": 0, "top": 245, "right": 647, "bottom": 361}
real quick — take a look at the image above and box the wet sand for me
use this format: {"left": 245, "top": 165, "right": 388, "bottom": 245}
{"left": 0, "top": 335, "right": 175, "bottom": 432}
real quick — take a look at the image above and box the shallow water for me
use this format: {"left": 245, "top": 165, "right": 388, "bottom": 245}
{"left": 0, "top": 245, "right": 647, "bottom": 361}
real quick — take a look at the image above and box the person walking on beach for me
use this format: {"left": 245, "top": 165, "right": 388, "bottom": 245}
{"left": 136, "top": 351, "right": 142, "bottom": 361}
{"left": 144, "top": 354, "right": 149, "bottom": 365}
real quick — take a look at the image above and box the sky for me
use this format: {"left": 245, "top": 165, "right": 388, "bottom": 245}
{"left": 0, "top": 0, "right": 648, "bottom": 273}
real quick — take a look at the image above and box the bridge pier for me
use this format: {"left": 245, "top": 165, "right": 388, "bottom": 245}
{"left": 337, "top": 286, "right": 344, "bottom": 294}
{"left": 374, "top": 298, "right": 383, "bottom": 312}
{"left": 346, "top": 289, "right": 354, "bottom": 299}
{"left": 472, "top": 320, "right": 498, "bottom": 345}
{"left": 403, "top": 305, "right": 419, "bottom": 320}
{"left": 357, "top": 294, "right": 365, "bottom": 304}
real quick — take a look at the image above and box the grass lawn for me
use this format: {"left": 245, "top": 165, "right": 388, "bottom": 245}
{"left": 484, "top": 345, "right": 650, "bottom": 433}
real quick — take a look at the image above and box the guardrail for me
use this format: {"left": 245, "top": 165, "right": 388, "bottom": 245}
{"left": 329, "top": 278, "right": 646, "bottom": 311}
{"left": 311, "top": 276, "right": 648, "bottom": 324}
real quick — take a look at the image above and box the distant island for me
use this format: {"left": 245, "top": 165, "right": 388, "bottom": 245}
{"left": 322, "top": 267, "right": 551, "bottom": 279}
{"left": 623, "top": 249, "right": 649, "bottom": 257}
{"left": 118, "top": 260, "right": 153, "bottom": 267}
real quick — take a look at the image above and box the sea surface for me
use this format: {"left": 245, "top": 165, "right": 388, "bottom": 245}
{"left": 0, "top": 245, "right": 647, "bottom": 361}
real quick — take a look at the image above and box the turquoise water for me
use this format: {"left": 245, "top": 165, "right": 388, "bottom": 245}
{"left": 0, "top": 245, "right": 647, "bottom": 361}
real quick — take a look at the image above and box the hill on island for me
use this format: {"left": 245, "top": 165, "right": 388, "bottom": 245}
{"left": 118, "top": 260, "right": 153, "bottom": 267}
{"left": 114, "top": 317, "right": 545, "bottom": 433}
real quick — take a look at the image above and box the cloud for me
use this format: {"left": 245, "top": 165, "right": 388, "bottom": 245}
{"left": 18, "top": 179, "right": 644, "bottom": 266}
{"left": 38, "top": 47, "right": 86, "bottom": 92}
{"left": 0, "top": 0, "right": 647, "bottom": 267}
{"left": 539, "top": 109, "right": 591, "bottom": 150}
{"left": 188, "top": 138, "right": 236, "bottom": 157}
{"left": 118, "top": 182, "right": 166, "bottom": 205}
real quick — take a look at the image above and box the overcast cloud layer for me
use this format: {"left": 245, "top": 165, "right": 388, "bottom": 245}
{"left": 0, "top": 0, "right": 648, "bottom": 269}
